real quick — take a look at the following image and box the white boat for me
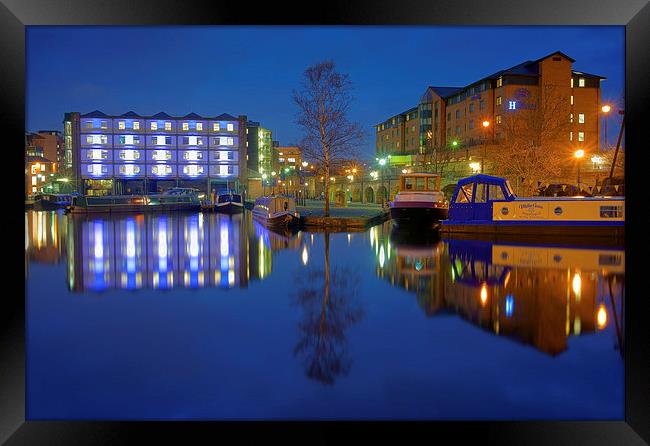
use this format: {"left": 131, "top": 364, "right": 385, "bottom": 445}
{"left": 252, "top": 196, "right": 300, "bottom": 228}
{"left": 389, "top": 172, "right": 448, "bottom": 228}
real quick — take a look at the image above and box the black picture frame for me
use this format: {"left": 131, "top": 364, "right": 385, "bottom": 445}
{"left": 3, "top": 0, "right": 649, "bottom": 444}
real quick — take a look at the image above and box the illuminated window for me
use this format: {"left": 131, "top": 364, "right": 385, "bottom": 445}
{"left": 151, "top": 121, "right": 158, "bottom": 130}
{"left": 570, "top": 113, "right": 573, "bottom": 123}
{"left": 119, "top": 150, "right": 139, "bottom": 160}
{"left": 165, "top": 121, "right": 172, "bottom": 131}
{"left": 227, "top": 123, "right": 234, "bottom": 131}
{"left": 119, "top": 164, "right": 140, "bottom": 175}
{"left": 152, "top": 165, "right": 172, "bottom": 175}
{"left": 213, "top": 123, "right": 220, "bottom": 131}
{"left": 288, "top": 157, "right": 296, "bottom": 163}
{"left": 85, "top": 122, "right": 92, "bottom": 129}
{"left": 570, "top": 131, "right": 573, "bottom": 141}
{"left": 571, "top": 78, "right": 574, "bottom": 88}
{"left": 570, "top": 95, "right": 574, "bottom": 105}
{"left": 578, "top": 132, "right": 585, "bottom": 142}
{"left": 87, "top": 149, "right": 107, "bottom": 160}
{"left": 196, "top": 122, "right": 203, "bottom": 131}
{"left": 133, "top": 121, "right": 140, "bottom": 130}
{"left": 508, "top": 101, "right": 516, "bottom": 110}
{"left": 86, "top": 135, "right": 108, "bottom": 145}
{"left": 118, "top": 121, "right": 125, "bottom": 130}
{"left": 496, "top": 76, "right": 503, "bottom": 88}
{"left": 496, "top": 115, "right": 502, "bottom": 124}
{"left": 183, "top": 150, "right": 203, "bottom": 161}
{"left": 578, "top": 78, "right": 585, "bottom": 87}
{"left": 32, "top": 186, "right": 36, "bottom": 193}
{"left": 31, "top": 176, "right": 37, "bottom": 185}
{"left": 183, "top": 122, "right": 189, "bottom": 131}
{"left": 279, "top": 158, "right": 285, "bottom": 162}
{"left": 183, "top": 165, "right": 204, "bottom": 176}
{"left": 87, "top": 164, "right": 108, "bottom": 175}
{"left": 152, "top": 150, "right": 172, "bottom": 161}
{"left": 100, "top": 121, "right": 107, "bottom": 129}
{"left": 496, "top": 96, "right": 502, "bottom": 106}
{"left": 578, "top": 113, "right": 585, "bottom": 123}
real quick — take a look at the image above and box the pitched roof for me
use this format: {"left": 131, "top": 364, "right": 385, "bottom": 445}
{"left": 214, "top": 113, "right": 237, "bottom": 120}
{"left": 80, "top": 110, "right": 109, "bottom": 118}
{"left": 119, "top": 111, "right": 141, "bottom": 117}
{"left": 151, "top": 112, "right": 173, "bottom": 119}
{"left": 429, "top": 86, "right": 464, "bottom": 98}
{"left": 572, "top": 70, "right": 607, "bottom": 79}
{"left": 183, "top": 112, "right": 204, "bottom": 119}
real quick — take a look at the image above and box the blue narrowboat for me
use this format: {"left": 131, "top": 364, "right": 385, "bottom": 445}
{"left": 441, "top": 174, "right": 624, "bottom": 238}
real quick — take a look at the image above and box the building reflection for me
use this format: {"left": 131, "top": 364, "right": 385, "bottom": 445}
{"left": 24, "top": 210, "right": 301, "bottom": 292}
{"left": 374, "top": 223, "right": 625, "bottom": 357}
{"left": 25, "top": 210, "right": 68, "bottom": 265}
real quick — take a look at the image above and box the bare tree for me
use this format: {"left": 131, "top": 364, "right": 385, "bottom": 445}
{"left": 489, "top": 83, "right": 573, "bottom": 196}
{"left": 293, "top": 61, "right": 365, "bottom": 217}
{"left": 292, "top": 233, "right": 364, "bottom": 384}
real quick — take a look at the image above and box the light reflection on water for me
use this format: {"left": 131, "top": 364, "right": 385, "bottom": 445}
{"left": 25, "top": 210, "right": 624, "bottom": 419}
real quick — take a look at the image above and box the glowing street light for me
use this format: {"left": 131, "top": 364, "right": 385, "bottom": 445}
{"left": 574, "top": 149, "right": 585, "bottom": 189}
{"left": 480, "top": 283, "right": 488, "bottom": 306}
{"left": 482, "top": 120, "right": 490, "bottom": 128}
{"left": 469, "top": 162, "right": 481, "bottom": 173}
{"left": 597, "top": 304, "right": 607, "bottom": 329}
{"left": 301, "top": 161, "right": 308, "bottom": 168}
{"left": 271, "top": 171, "right": 276, "bottom": 176}
{"left": 378, "top": 158, "right": 387, "bottom": 166}
{"left": 451, "top": 140, "right": 458, "bottom": 147}
{"left": 601, "top": 105, "right": 611, "bottom": 113}
{"left": 601, "top": 104, "right": 612, "bottom": 149}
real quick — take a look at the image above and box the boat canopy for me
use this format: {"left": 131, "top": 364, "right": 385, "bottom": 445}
{"left": 451, "top": 174, "right": 517, "bottom": 204}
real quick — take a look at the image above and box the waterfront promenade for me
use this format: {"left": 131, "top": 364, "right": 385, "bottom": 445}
{"left": 297, "top": 200, "right": 389, "bottom": 231}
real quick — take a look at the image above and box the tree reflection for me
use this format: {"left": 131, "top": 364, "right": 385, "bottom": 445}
{"left": 292, "top": 232, "right": 364, "bottom": 385}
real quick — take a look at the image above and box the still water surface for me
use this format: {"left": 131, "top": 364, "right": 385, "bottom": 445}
{"left": 25, "top": 210, "right": 624, "bottom": 420}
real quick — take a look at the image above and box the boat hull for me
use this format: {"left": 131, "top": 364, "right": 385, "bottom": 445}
{"left": 440, "top": 221, "right": 624, "bottom": 239}
{"left": 390, "top": 204, "right": 448, "bottom": 228}
{"left": 69, "top": 203, "right": 201, "bottom": 214}
{"left": 216, "top": 202, "right": 244, "bottom": 213}
{"left": 252, "top": 209, "right": 300, "bottom": 229}
{"left": 33, "top": 201, "right": 69, "bottom": 211}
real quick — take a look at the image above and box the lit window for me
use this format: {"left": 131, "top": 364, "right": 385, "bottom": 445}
{"left": 152, "top": 150, "right": 172, "bottom": 161}
{"left": 183, "top": 122, "right": 189, "bottom": 131}
{"left": 213, "top": 123, "right": 220, "bottom": 131}
{"left": 32, "top": 186, "right": 36, "bottom": 193}
{"left": 100, "top": 121, "right": 107, "bottom": 129}
{"left": 119, "top": 164, "right": 140, "bottom": 175}
{"left": 508, "top": 101, "right": 516, "bottom": 110}
{"left": 227, "top": 123, "right": 234, "bottom": 131}
{"left": 496, "top": 115, "right": 502, "bottom": 124}
{"left": 496, "top": 76, "right": 503, "bottom": 88}
{"left": 571, "top": 78, "right": 574, "bottom": 88}
{"left": 183, "top": 165, "right": 203, "bottom": 176}
{"left": 31, "top": 176, "right": 37, "bottom": 185}
{"left": 151, "top": 121, "right": 158, "bottom": 130}
{"left": 570, "top": 113, "right": 573, "bottom": 123}
{"left": 570, "top": 131, "right": 573, "bottom": 141}
{"left": 118, "top": 121, "right": 125, "bottom": 130}
{"left": 578, "top": 113, "right": 585, "bottom": 124}
{"left": 196, "top": 122, "right": 203, "bottom": 131}
{"left": 85, "top": 122, "right": 92, "bottom": 129}
{"left": 279, "top": 158, "right": 285, "bottom": 162}
{"left": 578, "top": 132, "right": 585, "bottom": 142}
{"left": 183, "top": 150, "right": 203, "bottom": 161}
{"left": 133, "top": 121, "right": 140, "bottom": 130}
{"left": 226, "top": 137, "right": 234, "bottom": 145}
{"left": 288, "top": 157, "right": 296, "bottom": 163}
{"left": 570, "top": 95, "right": 574, "bottom": 105}
{"left": 578, "top": 78, "right": 585, "bottom": 87}
{"left": 152, "top": 165, "right": 172, "bottom": 175}
{"left": 496, "top": 96, "right": 502, "bottom": 106}
{"left": 41, "top": 164, "right": 46, "bottom": 171}
{"left": 87, "top": 164, "right": 106, "bottom": 175}
{"left": 165, "top": 121, "right": 172, "bottom": 131}
{"left": 120, "top": 150, "right": 139, "bottom": 160}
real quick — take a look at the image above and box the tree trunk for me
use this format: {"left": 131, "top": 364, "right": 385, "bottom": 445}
{"left": 324, "top": 165, "right": 330, "bottom": 217}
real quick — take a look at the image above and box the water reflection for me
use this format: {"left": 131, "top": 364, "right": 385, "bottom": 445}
{"left": 292, "top": 233, "right": 364, "bottom": 384}
{"left": 374, "top": 223, "right": 625, "bottom": 357}
{"left": 25, "top": 210, "right": 301, "bottom": 292}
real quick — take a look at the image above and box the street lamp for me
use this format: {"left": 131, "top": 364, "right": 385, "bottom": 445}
{"left": 574, "top": 149, "right": 585, "bottom": 189}
{"left": 481, "top": 120, "right": 490, "bottom": 173}
{"left": 601, "top": 104, "right": 611, "bottom": 150}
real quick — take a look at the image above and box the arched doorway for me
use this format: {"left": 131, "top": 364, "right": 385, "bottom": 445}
{"left": 352, "top": 188, "right": 361, "bottom": 202}
{"left": 376, "top": 185, "right": 388, "bottom": 204}
{"left": 365, "top": 187, "right": 374, "bottom": 204}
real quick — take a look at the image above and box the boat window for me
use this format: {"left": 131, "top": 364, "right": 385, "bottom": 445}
{"left": 455, "top": 183, "right": 474, "bottom": 203}
{"left": 504, "top": 180, "right": 515, "bottom": 197}
{"left": 489, "top": 184, "right": 505, "bottom": 201}
{"left": 426, "top": 177, "right": 439, "bottom": 191}
{"left": 404, "top": 177, "right": 414, "bottom": 190}
{"left": 232, "top": 195, "right": 242, "bottom": 203}
{"left": 600, "top": 205, "right": 623, "bottom": 218}
{"left": 475, "top": 183, "right": 487, "bottom": 203}
{"left": 415, "top": 177, "right": 426, "bottom": 191}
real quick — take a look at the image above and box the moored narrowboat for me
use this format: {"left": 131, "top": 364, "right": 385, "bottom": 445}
{"left": 389, "top": 172, "right": 448, "bottom": 228}
{"left": 215, "top": 191, "right": 244, "bottom": 213}
{"left": 33, "top": 193, "right": 73, "bottom": 210}
{"left": 67, "top": 194, "right": 201, "bottom": 214}
{"left": 441, "top": 174, "right": 624, "bottom": 238}
{"left": 252, "top": 195, "right": 300, "bottom": 229}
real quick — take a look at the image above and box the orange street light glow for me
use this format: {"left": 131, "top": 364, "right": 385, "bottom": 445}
{"left": 482, "top": 120, "right": 490, "bottom": 128}
{"left": 480, "top": 283, "right": 488, "bottom": 306}
{"left": 597, "top": 304, "right": 607, "bottom": 329}
{"left": 601, "top": 105, "right": 611, "bottom": 113}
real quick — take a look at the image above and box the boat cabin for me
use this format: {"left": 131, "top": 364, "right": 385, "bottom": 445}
{"left": 449, "top": 174, "right": 516, "bottom": 221}
{"left": 254, "top": 196, "right": 297, "bottom": 215}
{"left": 399, "top": 173, "right": 442, "bottom": 192}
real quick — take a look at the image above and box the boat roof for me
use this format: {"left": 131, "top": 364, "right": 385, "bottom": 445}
{"left": 457, "top": 174, "right": 509, "bottom": 186}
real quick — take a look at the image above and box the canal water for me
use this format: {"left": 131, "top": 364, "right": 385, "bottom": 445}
{"left": 25, "top": 210, "right": 624, "bottom": 420}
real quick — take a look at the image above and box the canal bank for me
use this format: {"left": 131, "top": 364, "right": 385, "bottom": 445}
{"left": 297, "top": 200, "right": 390, "bottom": 232}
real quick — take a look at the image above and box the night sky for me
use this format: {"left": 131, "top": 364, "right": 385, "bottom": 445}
{"left": 26, "top": 26, "right": 624, "bottom": 159}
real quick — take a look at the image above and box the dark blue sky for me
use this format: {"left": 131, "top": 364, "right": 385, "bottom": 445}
{"left": 27, "top": 26, "right": 624, "bottom": 158}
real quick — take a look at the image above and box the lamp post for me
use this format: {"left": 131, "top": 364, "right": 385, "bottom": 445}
{"left": 262, "top": 173, "right": 267, "bottom": 196}
{"left": 378, "top": 157, "right": 387, "bottom": 207}
{"left": 601, "top": 104, "right": 611, "bottom": 150}
{"left": 481, "top": 120, "right": 490, "bottom": 173}
{"left": 574, "top": 149, "right": 585, "bottom": 190}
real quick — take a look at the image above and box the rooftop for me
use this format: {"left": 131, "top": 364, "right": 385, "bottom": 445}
{"left": 78, "top": 110, "right": 241, "bottom": 120}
